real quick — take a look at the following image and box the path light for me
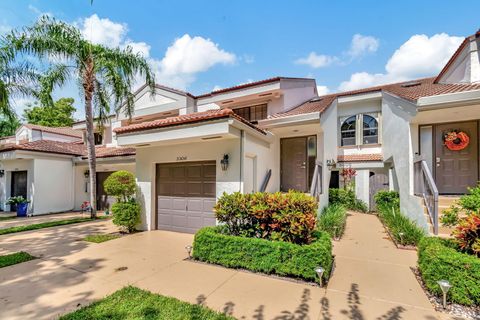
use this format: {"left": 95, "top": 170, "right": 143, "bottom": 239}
{"left": 185, "top": 245, "right": 193, "bottom": 259}
{"left": 315, "top": 267, "right": 325, "bottom": 287}
{"left": 398, "top": 232, "right": 404, "bottom": 245}
{"left": 437, "top": 280, "right": 452, "bottom": 309}
{"left": 333, "top": 226, "right": 339, "bottom": 241}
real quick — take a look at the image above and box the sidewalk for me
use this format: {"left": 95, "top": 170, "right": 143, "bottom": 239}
{"left": 0, "top": 211, "right": 106, "bottom": 230}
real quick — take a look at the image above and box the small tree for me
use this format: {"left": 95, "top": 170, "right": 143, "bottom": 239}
{"left": 104, "top": 170, "right": 139, "bottom": 233}
{"left": 340, "top": 168, "right": 357, "bottom": 191}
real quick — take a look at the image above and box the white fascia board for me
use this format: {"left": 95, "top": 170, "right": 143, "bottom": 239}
{"left": 417, "top": 89, "right": 480, "bottom": 109}
{"left": 228, "top": 119, "right": 274, "bottom": 143}
{"left": 337, "top": 161, "right": 384, "bottom": 169}
{"left": 74, "top": 155, "right": 135, "bottom": 165}
{"left": 116, "top": 120, "right": 232, "bottom": 147}
{"left": 258, "top": 112, "right": 320, "bottom": 129}
{"left": 197, "top": 82, "right": 281, "bottom": 105}
{"left": 2, "top": 150, "right": 74, "bottom": 160}
{"left": 337, "top": 91, "right": 382, "bottom": 104}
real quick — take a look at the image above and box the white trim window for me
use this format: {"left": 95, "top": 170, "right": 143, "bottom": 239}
{"left": 340, "top": 113, "right": 380, "bottom": 146}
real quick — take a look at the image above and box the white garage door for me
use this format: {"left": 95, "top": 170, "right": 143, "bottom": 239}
{"left": 156, "top": 161, "right": 216, "bottom": 233}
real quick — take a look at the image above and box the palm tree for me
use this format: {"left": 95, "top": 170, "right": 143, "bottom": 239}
{"left": 4, "top": 16, "right": 155, "bottom": 218}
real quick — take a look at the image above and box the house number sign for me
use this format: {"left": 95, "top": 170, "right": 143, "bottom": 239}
{"left": 176, "top": 156, "right": 187, "bottom": 161}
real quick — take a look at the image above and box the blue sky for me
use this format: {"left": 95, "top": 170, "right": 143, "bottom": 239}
{"left": 1, "top": 0, "right": 479, "bottom": 119}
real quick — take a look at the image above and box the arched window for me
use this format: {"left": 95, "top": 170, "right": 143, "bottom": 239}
{"left": 341, "top": 116, "right": 356, "bottom": 146}
{"left": 363, "top": 115, "right": 378, "bottom": 144}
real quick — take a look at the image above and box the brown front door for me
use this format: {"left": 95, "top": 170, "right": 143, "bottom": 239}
{"left": 96, "top": 171, "right": 114, "bottom": 210}
{"left": 435, "top": 121, "right": 478, "bottom": 194}
{"left": 11, "top": 171, "right": 27, "bottom": 211}
{"left": 281, "top": 137, "right": 308, "bottom": 192}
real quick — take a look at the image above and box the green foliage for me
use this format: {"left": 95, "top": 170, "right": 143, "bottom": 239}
{"left": 23, "top": 97, "right": 76, "bottom": 127}
{"left": 0, "top": 114, "right": 20, "bottom": 137}
{"left": 214, "top": 191, "right": 318, "bottom": 244}
{"left": 6, "top": 196, "right": 29, "bottom": 204}
{"left": 329, "top": 188, "right": 368, "bottom": 212}
{"left": 60, "top": 286, "right": 233, "bottom": 320}
{"left": 112, "top": 201, "right": 140, "bottom": 233}
{"left": 418, "top": 237, "right": 480, "bottom": 306}
{"left": 193, "top": 226, "right": 333, "bottom": 282}
{"left": 374, "top": 190, "right": 400, "bottom": 208}
{"left": 458, "top": 184, "right": 480, "bottom": 214}
{"left": 317, "top": 204, "right": 347, "bottom": 238}
{"left": 0, "top": 217, "right": 106, "bottom": 235}
{"left": 452, "top": 213, "right": 480, "bottom": 257}
{"left": 104, "top": 171, "right": 136, "bottom": 202}
{"left": 84, "top": 233, "right": 120, "bottom": 243}
{"left": 0, "top": 251, "right": 35, "bottom": 268}
{"left": 440, "top": 205, "right": 461, "bottom": 227}
{"left": 376, "top": 203, "right": 425, "bottom": 246}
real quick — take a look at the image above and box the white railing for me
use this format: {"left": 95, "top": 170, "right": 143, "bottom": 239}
{"left": 414, "top": 157, "right": 439, "bottom": 235}
{"left": 309, "top": 160, "right": 323, "bottom": 200}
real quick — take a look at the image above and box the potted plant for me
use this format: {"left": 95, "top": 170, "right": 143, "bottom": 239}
{"left": 7, "top": 196, "right": 30, "bottom": 217}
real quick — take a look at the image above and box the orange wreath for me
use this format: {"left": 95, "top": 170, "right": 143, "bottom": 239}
{"left": 443, "top": 130, "right": 470, "bottom": 151}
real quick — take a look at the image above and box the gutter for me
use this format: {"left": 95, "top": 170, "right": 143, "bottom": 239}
{"left": 417, "top": 89, "right": 480, "bottom": 109}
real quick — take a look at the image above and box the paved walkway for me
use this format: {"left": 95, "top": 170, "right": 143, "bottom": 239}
{"left": 0, "top": 211, "right": 106, "bottom": 230}
{"left": 0, "top": 213, "right": 457, "bottom": 319}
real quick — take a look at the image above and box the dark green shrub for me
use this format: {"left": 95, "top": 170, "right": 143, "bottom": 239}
{"left": 193, "top": 226, "right": 333, "bottom": 282}
{"left": 458, "top": 184, "right": 480, "bottom": 214}
{"left": 440, "top": 205, "right": 461, "bottom": 227}
{"left": 418, "top": 237, "right": 480, "bottom": 306}
{"left": 112, "top": 200, "right": 140, "bottom": 233}
{"left": 104, "top": 170, "right": 136, "bottom": 202}
{"left": 328, "top": 188, "right": 368, "bottom": 213}
{"left": 374, "top": 190, "right": 399, "bottom": 208}
{"left": 318, "top": 204, "right": 347, "bottom": 238}
{"left": 376, "top": 203, "right": 425, "bottom": 246}
{"left": 214, "top": 191, "right": 317, "bottom": 244}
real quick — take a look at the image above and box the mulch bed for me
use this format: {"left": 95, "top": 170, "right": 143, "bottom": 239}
{"left": 411, "top": 267, "right": 480, "bottom": 320}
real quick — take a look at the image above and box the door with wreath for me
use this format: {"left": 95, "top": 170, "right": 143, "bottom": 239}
{"left": 435, "top": 121, "right": 478, "bottom": 194}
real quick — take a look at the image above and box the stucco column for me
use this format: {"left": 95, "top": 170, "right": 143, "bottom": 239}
{"left": 355, "top": 170, "right": 370, "bottom": 208}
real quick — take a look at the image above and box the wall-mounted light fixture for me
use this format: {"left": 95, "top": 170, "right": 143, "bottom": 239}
{"left": 84, "top": 170, "right": 90, "bottom": 178}
{"left": 0, "top": 170, "right": 4, "bottom": 178}
{"left": 220, "top": 154, "right": 229, "bottom": 171}
{"left": 326, "top": 159, "right": 336, "bottom": 170}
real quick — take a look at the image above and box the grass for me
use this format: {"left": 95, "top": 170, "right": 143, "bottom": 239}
{"left": 84, "top": 233, "right": 120, "bottom": 243}
{"left": 0, "top": 216, "right": 17, "bottom": 221}
{"left": 0, "top": 251, "right": 36, "bottom": 268}
{"left": 0, "top": 216, "right": 108, "bottom": 236}
{"left": 377, "top": 203, "right": 425, "bottom": 246}
{"left": 318, "top": 204, "right": 347, "bottom": 238}
{"left": 60, "top": 286, "right": 234, "bottom": 320}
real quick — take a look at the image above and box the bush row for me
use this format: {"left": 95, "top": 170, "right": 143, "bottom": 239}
{"left": 329, "top": 188, "right": 368, "bottom": 212}
{"left": 193, "top": 226, "right": 333, "bottom": 282}
{"left": 418, "top": 237, "right": 480, "bottom": 306}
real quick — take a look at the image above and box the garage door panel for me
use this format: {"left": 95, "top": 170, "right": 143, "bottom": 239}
{"left": 172, "top": 198, "right": 187, "bottom": 210}
{"left": 187, "top": 165, "right": 202, "bottom": 178}
{"left": 204, "top": 182, "right": 216, "bottom": 197}
{"left": 157, "top": 197, "right": 172, "bottom": 210}
{"left": 203, "top": 199, "right": 216, "bottom": 211}
{"left": 204, "top": 164, "right": 216, "bottom": 178}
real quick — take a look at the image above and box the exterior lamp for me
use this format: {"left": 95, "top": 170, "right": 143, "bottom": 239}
{"left": 326, "top": 159, "right": 336, "bottom": 170}
{"left": 0, "top": 170, "right": 4, "bottom": 178}
{"left": 185, "top": 245, "right": 193, "bottom": 259}
{"left": 315, "top": 267, "right": 325, "bottom": 287}
{"left": 220, "top": 154, "right": 229, "bottom": 171}
{"left": 398, "top": 232, "right": 404, "bottom": 245}
{"left": 437, "top": 280, "right": 452, "bottom": 309}
{"left": 84, "top": 170, "right": 90, "bottom": 178}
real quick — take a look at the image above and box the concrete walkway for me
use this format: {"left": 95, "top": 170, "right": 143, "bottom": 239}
{"left": 0, "top": 213, "right": 457, "bottom": 319}
{"left": 0, "top": 211, "right": 106, "bottom": 230}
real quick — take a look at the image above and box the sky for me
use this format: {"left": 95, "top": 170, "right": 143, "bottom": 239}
{"left": 1, "top": 0, "right": 479, "bottom": 120}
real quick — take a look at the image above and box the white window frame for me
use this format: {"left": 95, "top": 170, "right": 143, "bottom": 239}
{"left": 339, "top": 112, "right": 381, "bottom": 146}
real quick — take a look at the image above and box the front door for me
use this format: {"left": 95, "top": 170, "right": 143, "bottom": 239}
{"left": 11, "top": 171, "right": 27, "bottom": 211}
{"left": 435, "top": 121, "right": 478, "bottom": 194}
{"left": 281, "top": 137, "right": 308, "bottom": 192}
{"left": 96, "top": 172, "right": 114, "bottom": 210}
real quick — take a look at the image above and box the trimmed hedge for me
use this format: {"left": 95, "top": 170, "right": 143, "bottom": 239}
{"left": 193, "top": 226, "right": 333, "bottom": 282}
{"left": 418, "top": 237, "right": 480, "bottom": 306}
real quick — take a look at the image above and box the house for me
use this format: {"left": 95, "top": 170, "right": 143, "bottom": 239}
{"left": 113, "top": 29, "right": 480, "bottom": 235}
{"left": 0, "top": 123, "right": 135, "bottom": 214}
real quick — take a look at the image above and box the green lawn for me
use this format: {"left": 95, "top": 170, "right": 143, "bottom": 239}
{"left": 84, "top": 233, "right": 120, "bottom": 243}
{"left": 60, "top": 286, "right": 234, "bottom": 320}
{"left": 0, "top": 251, "right": 36, "bottom": 268}
{"left": 0, "top": 216, "right": 17, "bottom": 221}
{"left": 0, "top": 216, "right": 108, "bottom": 236}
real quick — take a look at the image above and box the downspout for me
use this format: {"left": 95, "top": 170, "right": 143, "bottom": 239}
{"left": 239, "top": 130, "right": 244, "bottom": 193}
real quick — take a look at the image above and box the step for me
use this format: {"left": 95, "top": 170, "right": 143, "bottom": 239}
{"left": 438, "top": 196, "right": 461, "bottom": 207}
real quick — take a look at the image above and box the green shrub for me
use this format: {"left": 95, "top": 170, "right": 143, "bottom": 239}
{"left": 104, "top": 170, "right": 136, "bottom": 202}
{"left": 452, "top": 213, "right": 480, "bottom": 257}
{"left": 458, "top": 184, "right": 480, "bottom": 214}
{"left": 193, "top": 226, "right": 333, "bottom": 282}
{"left": 374, "top": 190, "right": 399, "bottom": 208}
{"left": 329, "top": 188, "right": 368, "bottom": 213}
{"left": 318, "top": 204, "right": 347, "bottom": 238}
{"left": 440, "top": 205, "right": 461, "bottom": 227}
{"left": 376, "top": 203, "right": 425, "bottom": 246}
{"left": 112, "top": 200, "right": 140, "bottom": 233}
{"left": 215, "top": 191, "right": 317, "bottom": 244}
{"left": 418, "top": 237, "right": 480, "bottom": 306}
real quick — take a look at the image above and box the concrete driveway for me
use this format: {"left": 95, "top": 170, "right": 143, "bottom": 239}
{"left": 0, "top": 216, "right": 457, "bottom": 320}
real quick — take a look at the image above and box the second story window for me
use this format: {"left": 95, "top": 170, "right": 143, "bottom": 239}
{"left": 233, "top": 104, "right": 267, "bottom": 123}
{"left": 363, "top": 115, "right": 378, "bottom": 144}
{"left": 94, "top": 132, "right": 103, "bottom": 145}
{"left": 341, "top": 115, "right": 356, "bottom": 146}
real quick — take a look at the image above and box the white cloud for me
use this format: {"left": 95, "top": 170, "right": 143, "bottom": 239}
{"left": 339, "top": 33, "right": 464, "bottom": 91}
{"left": 124, "top": 40, "right": 151, "bottom": 58}
{"left": 12, "top": 97, "right": 36, "bottom": 116}
{"left": 316, "top": 85, "right": 330, "bottom": 96}
{"left": 212, "top": 85, "right": 223, "bottom": 91}
{"left": 348, "top": 34, "right": 379, "bottom": 58}
{"left": 28, "top": 5, "right": 53, "bottom": 17}
{"left": 79, "top": 14, "right": 127, "bottom": 48}
{"left": 295, "top": 52, "right": 337, "bottom": 68}
{"left": 0, "top": 24, "right": 11, "bottom": 35}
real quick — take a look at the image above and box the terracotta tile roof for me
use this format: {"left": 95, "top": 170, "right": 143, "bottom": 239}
{"left": 23, "top": 124, "right": 84, "bottom": 139}
{"left": 0, "top": 140, "right": 135, "bottom": 158}
{"left": 272, "top": 77, "right": 480, "bottom": 118}
{"left": 338, "top": 154, "right": 383, "bottom": 162}
{"left": 114, "top": 108, "right": 266, "bottom": 135}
